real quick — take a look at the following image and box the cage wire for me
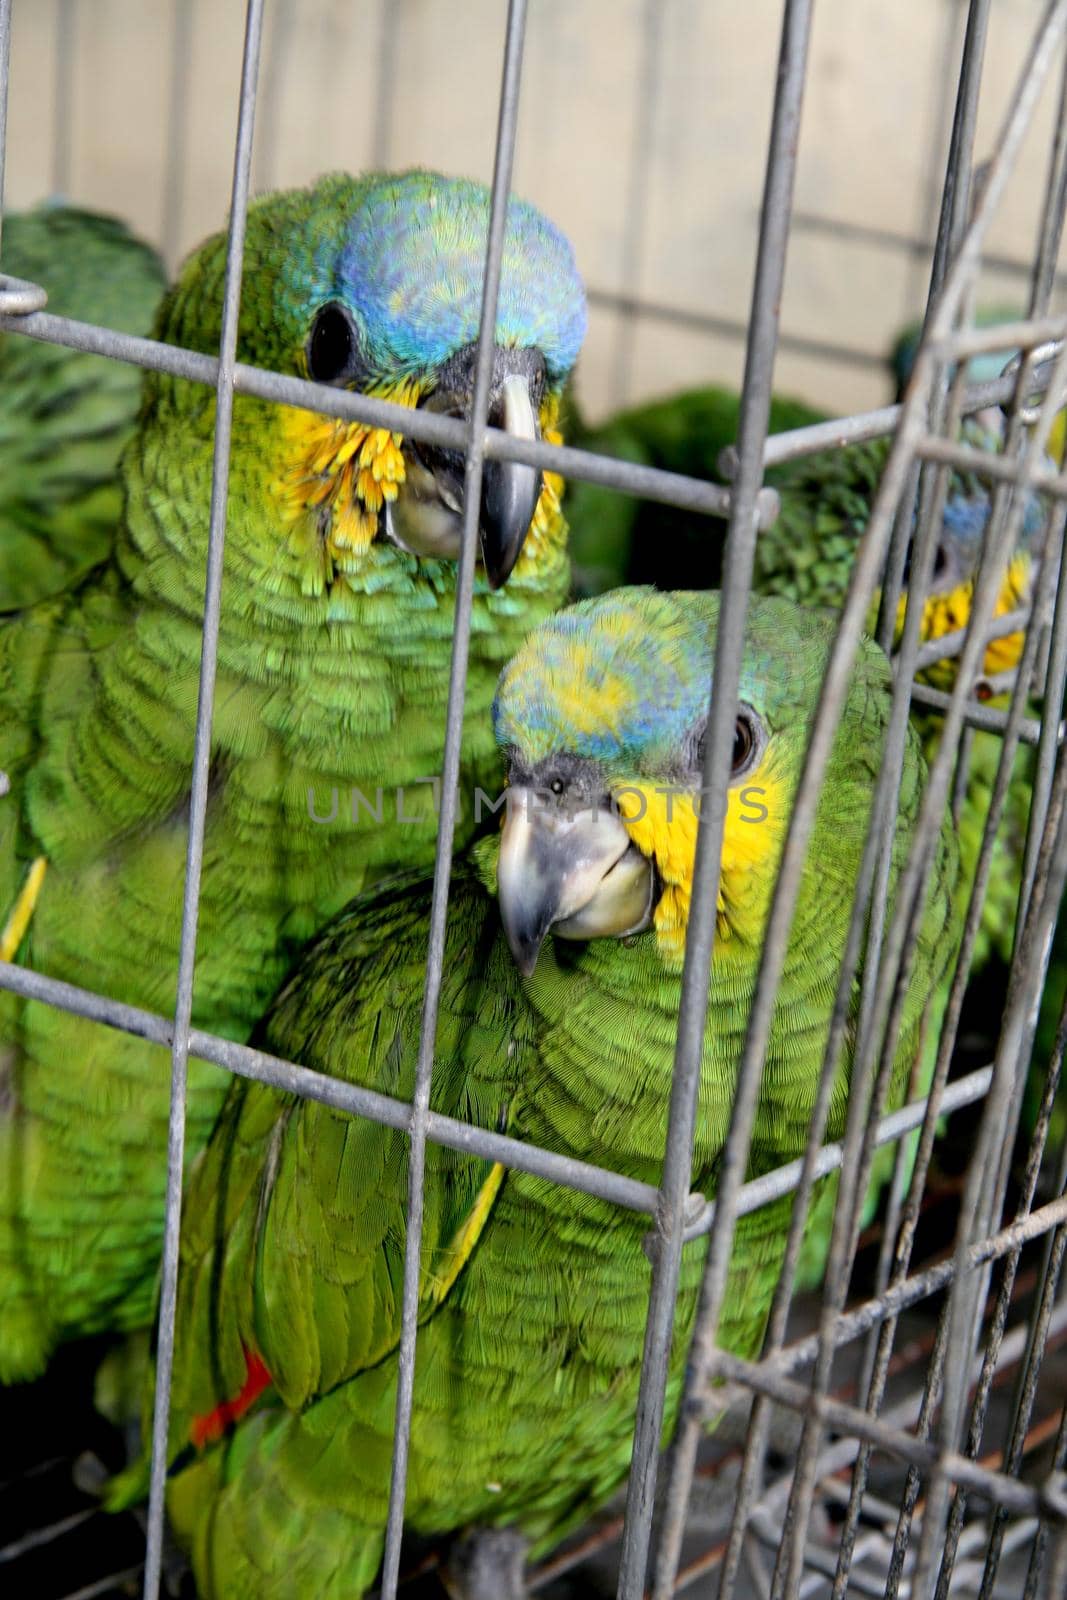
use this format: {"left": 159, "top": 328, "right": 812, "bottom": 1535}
{"left": 1, "top": 1, "right": 1067, "bottom": 1598}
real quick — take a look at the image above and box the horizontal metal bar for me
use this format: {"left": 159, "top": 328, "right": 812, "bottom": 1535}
{"left": 4, "top": 299, "right": 1061, "bottom": 520}
{"left": 750, "top": 1301, "right": 1067, "bottom": 1527}
{"left": 0, "top": 306, "right": 779, "bottom": 528}
{"left": 756, "top": 1191, "right": 1067, "bottom": 1382}
{"left": 908, "top": 606, "right": 1032, "bottom": 675}
{"left": 705, "top": 1350, "right": 1056, "bottom": 1521}
{"left": 937, "top": 314, "right": 1067, "bottom": 358}
{"left": 748, "top": 357, "right": 1064, "bottom": 474}
{"left": 916, "top": 431, "right": 1067, "bottom": 498}
{"left": 681, "top": 1065, "right": 993, "bottom": 1242}
{"left": 0, "top": 959, "right": 662, "bottom": 1216}
{"left": 0, "top": 271, "right": 46, "bottom": 313}
{"left": 0, "top": 969, "right": 1007, "bottom": 1308}
{"left": 909, "top": 682, "right": 1052, "bottom": 744}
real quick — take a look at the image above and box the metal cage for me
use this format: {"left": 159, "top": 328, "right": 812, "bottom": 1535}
{"left": 1, "top": 2, "right": 1067, "bottom": 1598}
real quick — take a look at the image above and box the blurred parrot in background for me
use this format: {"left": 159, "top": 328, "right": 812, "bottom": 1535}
{"left": 0, "top": 169, "right": 586, "bottom": 1381}
{"left": 126, "top": 587, "right": 961, "bottom": 1600}
{"left": 889, "top": 304, "right": 1022, "bottom": 399}
{"left": 562, "top": 383, "right": 827, "bottom": 594}
{"left": 0, "top": 202, "right": 167, "bottom": 610}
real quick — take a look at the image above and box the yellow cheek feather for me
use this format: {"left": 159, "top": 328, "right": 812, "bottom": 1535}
{"left": 274, "top": 378, "right": 422, "bottom": 574}
{"left": 274, "top": 383, "right": 567, "bottom": 587}
{"left": 618, "top": 769, "right": 785, "bottom": 966}
{"left": 892, "top": 552, "right": 1031, "bottom": 688}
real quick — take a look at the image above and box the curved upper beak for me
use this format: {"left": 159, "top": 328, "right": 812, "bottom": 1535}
{"left": 480, "top": 373, "right": 543, "bottom": 590}
{"left": 497, "top": 787, "right": 655, "bottom": 977}
{"left": 392, "top": 345, "right": 547, "bottom": 584}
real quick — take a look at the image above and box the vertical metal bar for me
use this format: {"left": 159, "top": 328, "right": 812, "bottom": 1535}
{"left": 830, "top": 504, "right": 1067, "bottom": 1600}
{"left": 935, "top": 937, "right": 1067, "bottom": 1596}
{"left": 618, "top": 5, "right": 816, "bottom": 1596}
{"left": 610, "top": 0, "right": 662, "bottom": 406}
{"left": 375, "top": 4, "right": 529, "bottom": 1594}
{"left": 691, "top": 585, "right": 929, "bottom": 1600}
{"left": 674, "top": 21, "right": 1033, "bottom": 1583}
{"left": 911, "top": 356, "right": 1067, "bottom": 1600}
{"left": 0, "top": 0, "right": 11, "bottom": 258}
{"left": 371, "top": 0, "right": 400, "bottom": 170}
{"left": 1045, "top": 1521, "right": 1067, "bottom": 1600}
{"left": 1029, "top": 35, "right": 1067, "bottom": 319}
{"left": 875, "top": 0, "right": 990, "bottom": 658}
{"left": 755, "top": 11, "right": 1067, "bottom": 1589}
{"left": 977, "top": 1129, "right": 1067, "bottom": 1594}
{"left": 140, "top": 2, "right": 266, "bottom": 1596}
{"left": 52, "top": 0, "right": 75, "bottom": 196}
{"left": 896, "top": 349, "right": 1067, "bottom": 1592}
{"left": 1016, "top": 31, "right": 1067, "bottom": 931}
{"left": 1022, "top": 1297, "right": 1067, "bottom": 1598}
{"left": 161, "top": 0, "right": 196, "bottom": 268}
{"left": 926, "top": 0, "right": 991, "bottom": 307}
{"left": 902, "top": 0, "right": 969, "bottom": 315}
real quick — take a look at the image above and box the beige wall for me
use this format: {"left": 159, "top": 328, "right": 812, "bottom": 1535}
{"left": 5, "top": 0, "right": 1064, "bottom": 422}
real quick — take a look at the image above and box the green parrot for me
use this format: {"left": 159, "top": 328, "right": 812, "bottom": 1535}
{"left": 0, "top": 169, "right": 586, "bottom": 1381}
{"left": 138, "top": 587, "right": 960, "bottom": 1599}
{"left": 0, "top": 202, "right": 167, "bottom": 610}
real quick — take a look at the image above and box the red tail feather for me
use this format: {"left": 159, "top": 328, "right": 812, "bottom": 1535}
{"left": 190, "top": 1347, "right": 272, "bottom": 1449}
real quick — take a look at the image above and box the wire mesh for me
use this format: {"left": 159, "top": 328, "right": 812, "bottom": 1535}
{"left": 0, "top": 3, "right": 1066, "bottom": 1600}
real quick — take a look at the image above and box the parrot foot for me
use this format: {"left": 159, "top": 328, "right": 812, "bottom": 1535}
{"left": 0, "top": 856, "right": 47, "bottom": 962}
{"left": 439, "top": 1526, "right": 529, "bottom": 1599}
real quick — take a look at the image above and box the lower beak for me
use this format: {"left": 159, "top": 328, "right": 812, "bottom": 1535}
{"left": 480, "top": 374, "right": 543, "bottom": 590}
{"left": 497, "top": 788, "right": 655, "bottom": 977}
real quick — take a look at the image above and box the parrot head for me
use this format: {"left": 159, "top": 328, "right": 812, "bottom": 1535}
{"left": 150, "top": 170, "right": 586, "bottom": 594}
{"left": 888, "top": 304, "right": 1025, "bottom": 403}
{"left": 492, "top": 587, "right": 895, "bottom": 974}
{"left": 886, "top": 411, "right": 1052, "bottom": 692}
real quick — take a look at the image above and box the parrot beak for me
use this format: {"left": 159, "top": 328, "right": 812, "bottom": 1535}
{"left": 387, "top": 346, "right": 546, "bottom": 586}
{"left": 479, "top": 373, "right": 542, "bottom": 590}
{"left": 497, "top": 787, "right": 655, "bottom": 977}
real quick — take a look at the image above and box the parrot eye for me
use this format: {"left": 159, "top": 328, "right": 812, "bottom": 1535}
{"left": 902, "top": 541, "right": 951, "bottom": 586}
{"left": 307, "top": 302, "right": 363, "bottom": 385}
{"left": 692, "top": 708, "right": 761, "bottom": 778}
{"left": 732, "top": 713, "right": 758, "bottom": 776}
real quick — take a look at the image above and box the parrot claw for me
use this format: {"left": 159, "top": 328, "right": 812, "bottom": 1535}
{"left": 439, "top": 1526, "right": 529, "bottom": 1599}
{"left": 1, "top": 856, "right": 47, "bottom": 962}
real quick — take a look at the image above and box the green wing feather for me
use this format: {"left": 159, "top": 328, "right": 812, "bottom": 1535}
{"left": 564, "top": 384, "right": 828, "bottom": 594}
